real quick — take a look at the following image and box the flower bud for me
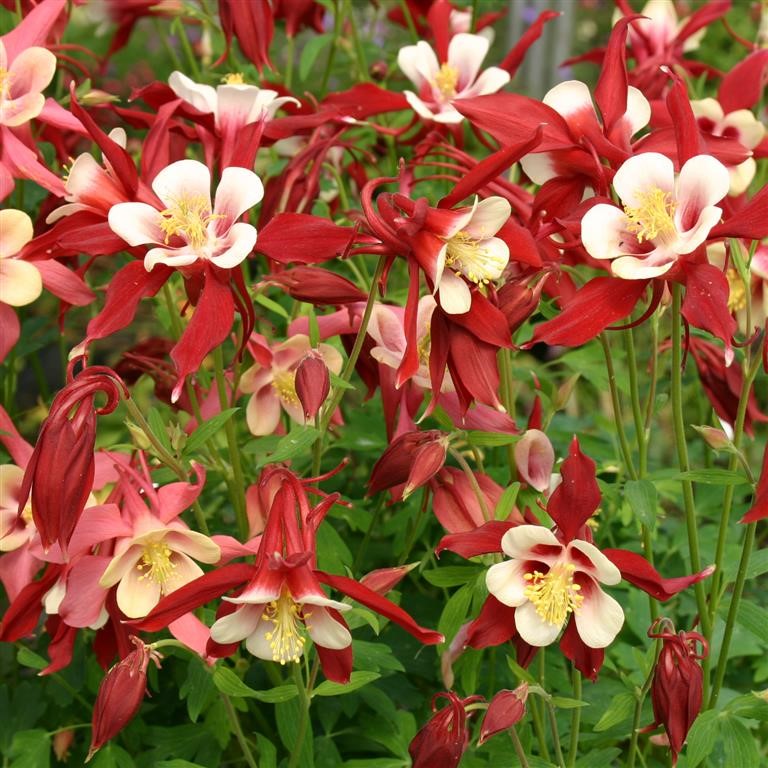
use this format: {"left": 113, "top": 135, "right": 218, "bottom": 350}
{"left": 360, "top": 562, "right": 418, "bottom": 594}
{"left": 267, "top": 267, "right": 366, "bottom": 305}
{"left": 87, "top": 637, "right": 159, "bottom": 762}
{"left": 478, "top": 683, "right": 529, "bottom": 745}
{"left": 514, "top": 429, "right": 555, "bottom": 492}
{"left": 53, "top": 729, "right": 74, "bottom": 761}
{"left": 295, "top": 352, "right": 330, "bottom": 421}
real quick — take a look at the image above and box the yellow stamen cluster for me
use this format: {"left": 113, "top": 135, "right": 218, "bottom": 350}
{"left": 137, "top": 540, "right": 176, "bottom": 590}
{"left": 523, "top": 563, "right": 583, "bottom": 627}
{"left": 434, "top": 63, "right": 459, "bottom": 100}
{"left": 0, "top": 67, "right": 13, "bottom": 99}
{"left": 445, "top": 231, "right": 506, "bottom": 285}
{"left": 158, "top": 195, "right": 221, "bottom": 249}
{"left": 262, "top": 591, "right": 308, "bottom": 665}
{"left": 726, "top": 268, "right": 748, "bottom": 313}
{"left": 222, "top": 73, "right": 245, "bottom": 85}
{"left": 417, "top": 328, "right": 432, "bottom": 365}
{"left": 272, "top": 370, "right": 299, "bottom": 405}
{"left": 623, "top": 188, "right": 677, "bottom": 243}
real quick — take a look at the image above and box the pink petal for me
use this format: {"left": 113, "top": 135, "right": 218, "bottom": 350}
{"left": 8, "top": 46, "right": 56, "bottom": 98}
{"left": 58, "top": 555, "right": 111, "bottom": 627}
{"left": 0, "top": 92, "right": 44, "bottom": 127}
{"left": 514, "top": 429, "right": 554, "bottom": 492}
{"left": 246, "top": 386, "right": 282, "bottom": 436}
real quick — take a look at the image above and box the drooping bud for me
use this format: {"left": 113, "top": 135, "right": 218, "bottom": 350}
{"left": 368, "top": 430, "right": 449, "bottom": 499}
{"left": 646, "top": 618, "right": 708, "bottom": 766}
{"left": 514, "top": 429, "right": 555, "bottom": 492}
{"left": 360, "top": 562, "right": 418, "bottom": 594}
{"left": 691, "top": 424, "right": 734, "bottom": 452}
{"left": 295, "top": 351, "right": 330, "bottom": 421}
{"left": 87, "top": 637, "right": 159, "bottom": 762}
{"left": 17, "top": 365, "right": 125, "bottom": 553}
{"left": 53, "top": 729, "right": 75, "bottom": 761}
{"left": 478, "top": 683, "right": 529, "bottom": 745}
{"left": 267, "top": 267, "right": 366, "bottom": 305}
{"left": 409, "top": 692, "right": 483, "bottom": 768}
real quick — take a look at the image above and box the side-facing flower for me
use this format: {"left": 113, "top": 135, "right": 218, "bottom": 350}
{"left": 581, "top": 152, "right": 730, "bottom": 279}
{"left": 397, "top": 33, "right": 509, "bottom": 124}
{"left": 108, "top": 159, "right": 263, "bottom": 271}
{"left": 0, "top": 39, "right": 56, "bottom": 128}
{"left": 645, "top": 618, "right": 708, "bottom": 767}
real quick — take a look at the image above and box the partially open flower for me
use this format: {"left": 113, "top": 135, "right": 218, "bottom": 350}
{"left": 397, "top": 33, "right": 509, "bottom": 124}
{"left": 108, "top": 159, "right": 263, "bottom": 271}
{"left": 581, "top": 153, "right": 730, "bottom": 279}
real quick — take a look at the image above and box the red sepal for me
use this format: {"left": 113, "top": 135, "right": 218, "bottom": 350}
{"left": 559, "top": 618, "right": 604, "bottom": 681}
{"left": 0, "top": 564, "right": 63, "bottom": 641}
{"left": 740, "top": 448, "right": 768, "bottom": 524}
{"left": 436, "top": 520, "right": 517, "bottom": 559}
{"left": 257, "top": 213, "right": 356, "bottom": 264}
{"left": 466, "top": 596, "right": 517, "bottom": 649}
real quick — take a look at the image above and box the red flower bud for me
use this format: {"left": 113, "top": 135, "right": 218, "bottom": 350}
{"left": 409, "top": 692, "right": 483, "bottom": 768}
{"left": 295, "top": 352, "right": 330, "bottom": 421}
{"left": 267, "top": 267, "right": 366, "bottom": 305}
{"left": 369, "top": 430, "right": 448, "bottom": 499}
{"left": 360, "top": 562, "right": 418, "bottom": 594}
{"left": 17, "top": 365, "right": 125, "bottom": 553}
{"left": 53, "top": 729, "right": 74, "bottom": 761}
{"left": 87, "top": 637, "right": 158, "bottom": 762}
{"left": 646, "top": 619, "right": 708, "bottom": 766}
{"left": 478, "top": 683, "right": 529, "bottom": 745}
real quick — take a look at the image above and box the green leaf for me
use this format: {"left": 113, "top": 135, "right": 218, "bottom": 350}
{"left": 624, "top": 478, "right": 658, "bottom": 531}
{"left": 276, "top": 698, "right": 314, "bottom": 767}
{"left": 685, "top": 709, "right": 719, "bottom": 768}
{"left": 495, "top": 483, "right": 521, "bottom": 521}
{"left": 299, "top": 32, "right": 334, "bottom": 82}
{"left": 257, "top": 426, "right": 320, "bottom": 467}
{"left": 593, "top": 692, "right": 635, "bottom": 732}
{"left": 437, "top": 584, "right": 473, "bottom": 643}
{"left": 719, "top": 715, "right": 760, "bottom": 768}
{"left": 575, "top": 748, "right": 622, "bottom": 768}
{"left": 506, "top": 655, "right": 537, "bottom": 685}
{"left": 465, "top": 430, "right": 519, "bottom": 447}
{"left": 724, "top": 692, "right": 768, "bottom": 720}
{"left": 180, "top": 660, "right": 215, "bottom": 722}
{"left": 212, "top": 667, "right": 298, "bottom": 703}
{"left": 254, "top": 293, "right": 289, "bottom": 318}
{"left": 16, "top": 646, "right": 47, "bottom": 671}
{"left": 147, "top": 407, "right": 174, "bottom": 453}
{"left": 313, "top": 671, "right": 381, "bottom": 697}
{"left": 329, "top": 371, "right": 355, "bottom": 391}
{"left": 551, "top": 696, "right": 589, "bottom": 709}
{"left": 734, "top": 601, "right": 768, "bottom": 643}
{"left": 422, "top": 565, "right": 482, "bottom": 588}
{"left": 672, "top": 469, "right": 749, "bottom": 485}
{"left": 255, "top": 734, "right": 278, "bottom": 768}
{"left": 184, "top": 408, "right": 239, "bottom": 454}
{"left": 157, "top": 761, "right": 208, "bottom": 768}
{"left": 746, "top": 549, "right": 768, "bottom": 579}
{"left": 9, "top": 729, "right": 50, "bottom": 768}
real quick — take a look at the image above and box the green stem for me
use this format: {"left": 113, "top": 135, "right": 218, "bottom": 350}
{"left": 123, "top": 398, "right": 185, "bottom": 477}
{"left": 345, "top": 0, "right": 369, "bottom": 82}
{"left": 669, "top": 285, "right": 710, "bottom": 641}
{"left": 599, "top": 333, "right": 638, "bottom": 480}
{"left": 529, "top": 696, "right": 551, "bottom": 762}
{"left": 353, "top": 497, "right": 386, "bottom": 572}
{"left": 288, "top": 663, "right": 312, "bottom": 768}
{"left": 320, "top": 1, "right": 341, "bottom": 95}
{"left": 470, "top": 0, "right": 480, "bottom": 32}
{"left": 173, "top": 16, "right": 201, "bottom": 79}
{"left": 397, "top": 0, "right": 420, "bottom": 42}
{"left": 284, "top": 34, "right": 295, "bottom": 90}
{"left": 509, "top": 727, "right": 531, "bottom": 768}
{"left": 398, "top": 486, "right": 430, "bottom": 565}
{"left": 213, "top": 345, "right": 248, "bottom": 540}
{"left": 708, "top": 522, "right": 757, "bottom": 708}
{"left": 643, "top": 311, "right": 660, "bottom": 433}
{"left": 627, "top": 639, "right": 661, "bottom": 768}
{"left": 566, "top": 668, "right": 582, "bottom": 768}
{"left": 221, "top": 694, "right": 259, "bottom": 768}
{"left": 545, "top": 699, "right": 566, "bottom": 768}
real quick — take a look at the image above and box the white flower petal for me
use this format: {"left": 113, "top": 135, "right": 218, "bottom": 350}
{"left": 210, "top": 604, "right": 263, "bottom": 644}
{"left": 581, "top": 204, "right": 630, "bottom": 261}
{"left": 673, "top": 205, "right": 722, "bottom": 255}
{"left": 438, "top": 270, "right": 472, "bottom": 314}
{"left": 213, "top": 167, "right": 264, "bottom": 224}
{"left": 624, "top": 86, "right": 651, "bottom": 137}
{"left": 306, "top": 606, "right": 352, "bottom": 650}
{"left": 573, "top": 579, "right": 624, "bottom": 648}
{"left": 486, "top": 559, "right": 530, "bottom": 607}
{"left": 244, "top": 616, "right": 283, "bottom": 660}
{"left": 168, "top": 71, "right": 217, "bottom": 116}
{"left": 144, "top": 247, "right": 199, "bottom": 271}
{"left": 514, "top": 600, "right": 563, "bottom": 646}
{"left": 108, "top": 202, "right": 165, "bottom": 246}
{"left": 397, "top": 41, "right": 439, "bottom": 90}
{"left": 568, "top": 540, "right": 621, "bottom": 585}
{"left": 610, "top": 253, "right": 675, "bottom": 279}
{"left": 675, "top": 155, "right": 729, "bottom": 230}
{"left": 463, "top": 66, "right": 510, "bottom": 97}
{"left": 464, "top": 197, "right": 511, "bottom": 238}
{"left": 209, "top": 222, "right": 257, "bottom": 269}
{"left": 543, "top": 80, "right": 595, "bottom": 119}
{"left": 500, "top": 525, "right": 561, "bottom": 560}
{"left": 520, "top": 152, "right": 557, "bottom": 186}
{"left": 613, "top": 153, "right": 674, "bottom": 208}
{"left": 151, "top": 159, "right": 212, "bottom": 210}
{"left": 448, "top": 33, "right": 490, "bottom": 89}
{"left": 403, "top": 90, "right": 438, "bottom": 121}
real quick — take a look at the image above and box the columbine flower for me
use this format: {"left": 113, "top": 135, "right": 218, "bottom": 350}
{"left": 692, "top": 98, "right": 766, "bottom": 195}
{"left": 0, "top": 40, "right": 56, "bottom": 127}
{"left": 0, "top": 209, "right": 41, "bottom": 307}
{"left": 581, "top": 152, "right": 730, "bottom": 279}
{"left": 397, "top": 33, "right": 509, "bottom": 124}
{"left": 486, "top": 524, "right": 624, "bottom": 648}
{"left": 108, "top": 159, "right": 263, "bottom": 271}
{"left": 240, "top": 334, "right": 342, "bottom": 436}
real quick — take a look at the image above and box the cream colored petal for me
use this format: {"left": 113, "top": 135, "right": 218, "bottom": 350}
{"left": 613, "top": 153, "right": 675, "bottom": 207}
{"left": 486, "top": 559, "right": 530, "bottom": 607}
{"left": 500, "top": 525, "right": 561, "bottom": 560}
{"left": 438, "top": 270, "right": 472, "bottom": 315}
{"left": 0, "top": 259, "right": 42, "bottom": 306}
{"left": 8, "top": 46, "right": 56, "bottom": 96}
{"left": 116, "top": 564, "right": 163, "bottom": 618}
{"left": 573, "top": 581, "right": 624, "bottom": 648}
{"left": 0, "top": 209, "right": 33, "bottom": 257}
{"left": 210, "top": 604, "right": 264, "bottom": 644}
{"left": 514, "top": 600, "right": 563, "bottom": 646}
{"left": 306, "top": 606, "right": 352, "bottom": 650}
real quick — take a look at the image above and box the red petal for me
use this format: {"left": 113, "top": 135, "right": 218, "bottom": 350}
{"left": 466, "top": 596, "right": 518, "bottom": 649}
{"left": 0, "top": 564, "right": 63, "bottom": 642}
{"left": 740, "top": 448, "right": 768, "bottom": 523}
{"left": 322, "top": 83, "right": 409, "bottom": 120}
{"left": 719, "top": 50, "right": 768, "bottom": 113}
{"left": 436, "top": 520, "right": 516, "bottom": 558}
{"left": 256, "top": 213, "right": 356, "bottom": 264}
{"left": 559, "top": 618, "right": 604, "bottom": 681}
{"left": 499, "top": 11, "right": 561, "bottom": 78}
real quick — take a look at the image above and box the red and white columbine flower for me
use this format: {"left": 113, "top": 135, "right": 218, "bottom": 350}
{"left": 0, "top": 40, "right": 56, "bottom": 127}
{"left": 581, "top": 152, "right": 729, "bottom": 280}
{"left": 108, "top": 159, "right": 263, "bottom": 271}
{"left": 486, "top": 524, "right": 624, "bottom": 648}
{"left": 397, "top": 33, "right": 509, "bottom": 124}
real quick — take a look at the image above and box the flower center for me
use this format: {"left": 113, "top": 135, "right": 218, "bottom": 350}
{"left": 726, "top": 268, "right": 747, "bottom": 313}
{"left": 434, "top": 63, "right": 459, "bottom": 101}
{"left": 158, "top": 195, "right": 221, "bottom": 250}
{"left": 623, "top": 188, "right": 677, "bottom": 244}
{"left": 0, "top": 67, "right": 14, "bottom": 100}
{"left": 417, "top": 328, "right": 431, "bottom": 365}
{"left": 262, "top": 591, "right": 308, "bottom": 665}
{"left": 222, "top": 72, "right": 245, "bottom": 85}
{"left": 523, "top": 563, "right": 583, "bottom": 627}
{"left": 445, "top": 231, "right": 507, "bottom": 285}
{"left": 137, "top": 539, "right": 176, "bottom": 590}
{"left": 272, "top": 370, "right": 299, "bottom": 405}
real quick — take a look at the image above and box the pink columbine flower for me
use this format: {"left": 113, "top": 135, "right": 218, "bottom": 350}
{"left": 0, "top": 40, "right": 56, "bottom": 127}
{"left": 485, "top": 524, "right": 625, "bottom": 648}
{"left": 581, "top": 152, "right": 730, "bottom": 280}
{"left": 0, "top": 209, "right": 42, "bottom": 307}
{"left": 108, "top": 159, "right": 263, "bottom": 271}
{"left": 240, "top": 334, "right": 342, "bottom": 436}
{"left": 99, "top": 516, "right": 220, "bottom": 619}
{"left": 620, "top": 0, "right": 707, "bottom": 56}
{"left": 691, "top": 98, "right": 766, "bottom": 195}
{"left": 397, "top": 33, "right": 510, "bottom": 124}
{"left": 168, "top": 71, "right": 299, "bottom": 132}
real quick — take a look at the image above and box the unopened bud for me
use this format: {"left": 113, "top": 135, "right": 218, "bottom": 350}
{"left": 514, "top": 429, "right": 555, "bottom": 492}
{"left": 478, "top": 683, "right": 529, "bottom": 745}
{"left": 295, "top": 352, "right": 330, "bottom": 421}
{"left": 53, "top": 729, "right": 75, "bottom": 761}
{"left": 370, "top": 60, "right": 388, "bottom": 81}
{"left": 360, "top": 562, "right": 418, "bottom": 594}
{"left": 126, "top": 420, "right": 152, "bottom": 450}
{"left": 692, "top": 425, "right": 733, "bottom": 452}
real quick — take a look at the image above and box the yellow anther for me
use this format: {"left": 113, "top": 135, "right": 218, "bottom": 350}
{"left": 434, "top": 63, "right": 459, "bottom": 100}
{"left": 158, "top": 194, "right": 222, "bottom": 249}
{"left": 262, "top": 591, "right": 306, "bottom": 665}
{"left": 417, "top": 328, "right": 431, "bottom": 365}
{"left": 523, "top": 563, "right": 584, "bottom": 627}
{"left": 726, "top": 268, "right": 747, "bottom": 313}
{"left": 444, "top": 230, "right": 506, "bottom": 285}
{"left": 222, "top": 72, "right": 245, "bottom": 85}
{"left": 624, "top": 188, "right": 677, "bottom": 243}
{"left": 137, "top": 539, "right": 176, "bottom": 590}
{"left": 0, "top": 67, "right": 13, "bottom": 98}
{"left": 272, "top": 370, "right": 299, "bottom": 405}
